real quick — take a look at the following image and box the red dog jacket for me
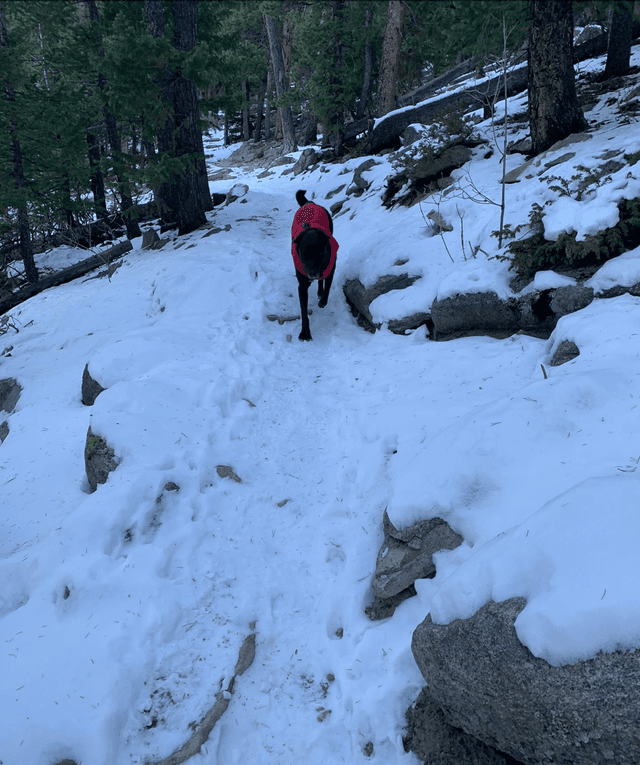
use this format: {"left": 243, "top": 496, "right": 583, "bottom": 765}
{"left": 291, "top": 203, "right": 339, "bottom": 279}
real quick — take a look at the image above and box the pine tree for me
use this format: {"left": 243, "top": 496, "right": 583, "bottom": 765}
{"left": 263, "top": 7, "right": 297, "bottom": 154}
{"left": 528, "top": 0, "right": 588, "bottom": 155}
{"left": 375, "top": 0, "right": 405, "bottom": 117}
{"left": 604, "top": 0, "right": 633, "bottom": 79}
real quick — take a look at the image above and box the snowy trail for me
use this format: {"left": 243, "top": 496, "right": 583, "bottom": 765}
{"left": 1, "top": 184, "right": 543, "bottom": 763}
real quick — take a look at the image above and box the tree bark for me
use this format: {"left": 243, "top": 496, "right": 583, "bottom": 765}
{"left": 604, "top": 0, "right": 632, "bottom": 79}
{"left": 146, "top": 0, "right": 208, "bottom": 234}
{"left": 172, "top": 0, "right": 212, "bottom": 220}
{"left": 528, "top": 0, "right": 588, "bottom": 156}
{"left": 1, "top": 2, "right": 38, "bottom": 283}
{"left": 356, "top": 2, "right": 375, "bottom": 120}
{"left": 253, "top": 69, "right": 267, "bottom": 142}
{"left": 263, "top": 13, "right": 297, "bottom": 154}
{"left": 241, "top": 80, "right": 251, "bottom": 141}
{"left": 375, "top": 0, "right": 405, "bottom": 117}
{"left": 264, "top": 68, "right": 273, "bottom": 140}
{"left": 326, "top": 0, "right": 346, "bottom": 155}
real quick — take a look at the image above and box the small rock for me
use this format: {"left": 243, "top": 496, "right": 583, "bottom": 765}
{"left": 325, "top": 184, "right": 346, "bottom": 199}
{"left": 226, "top": 184, "right": 249, "bottom": 205}
{"left": 0, "top": 377, "right": 21, "bottom": 413}
{"left": 549, "top": 339, "right": 580, "bottom": 366}
{"left": 426, "top": 209, "right": 453, "bottom": 233}
{"left": 0, "top": 420, "right": 8, "bottom": 443}
{"left": 216, "top": 465, "right": 242, "bottom": 483}
{"left": 141, "top": 228, "right": 163, "bottom": 250}
{"left": 403, "top": 124, "right": 423, "bottom": 145}
{"left": 81, "top": 364, "right": 105, "bottom": 406}
{"left": 85, "top": 428, "right": 120, "bottom": 492}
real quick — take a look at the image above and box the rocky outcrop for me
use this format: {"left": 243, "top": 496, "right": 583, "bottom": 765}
{"left": 431, "top": 291, "right": 518, "bottom": 340}
{"left": 85, "top": 427, "right": 120, "bottom": 492}
{"left": 368, "top": 512, "right": 462, "bottom": 620}
{"left": 430, "top": 285, "right": 595, "bottom": 341}
{"left": 383, "top": 142, "right": 476, "bottom": 208}
{"left": 411, "top": 598, "right": 640, "bottom": 765}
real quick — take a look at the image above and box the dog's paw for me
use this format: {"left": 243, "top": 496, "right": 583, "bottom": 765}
{"left": 318, "top": 297, "right": 328, "bottom": 308}
{"left": 298, "top": 330, "right": 312, "bottom": 341}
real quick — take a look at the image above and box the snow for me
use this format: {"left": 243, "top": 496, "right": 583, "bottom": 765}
{"left": 2, "top": 43, "right": 640, "bottom": 764}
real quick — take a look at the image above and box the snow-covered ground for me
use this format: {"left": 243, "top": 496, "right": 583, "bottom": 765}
{"left": 2, "top": 44, "right": 640, "bottom": 765}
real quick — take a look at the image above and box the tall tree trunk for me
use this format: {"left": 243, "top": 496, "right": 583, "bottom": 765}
{"left": 146, "top": 0, "right": 209, "bottom": 232}
{"left": 604, "top": 0, "right": 632, "bottom": 79}
{"left": 356, "top": 2, "right": 375, "bottom": 120}
{"left": 326, "top": 0, "right": 346, "bottom": 155}
{"left": 241, "top": 80, "right": 251, "bottom": 141}
{"left": 263, "top": 13, "right": 297, "bottom": 154}
{"left": 146, "top": 0, "right": 177, "bottom": 221}
{"left": 528, "top": 0, "right": 588, "bottom": 155}
{"left": 253, "top": 69, "right": 267, "bottom": 142}
{"left": 264, "top": 68, "right": 273, "bottom": 140}
{"left": 375, "top": 0, "right": 405, "bottom": 117}
{"left": 171, "top": 0, "right": 209, "bottom": 233}
{"left": 1, "top": 2, "right": 37, "bottom": 283}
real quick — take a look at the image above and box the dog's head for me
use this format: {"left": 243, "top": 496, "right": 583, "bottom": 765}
{"left": 294, "top": 228, "right": 332, "bottom": 280}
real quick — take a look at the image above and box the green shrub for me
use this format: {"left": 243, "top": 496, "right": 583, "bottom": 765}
{"left": 508, "top": 198, "right": 640, "bottom": 279}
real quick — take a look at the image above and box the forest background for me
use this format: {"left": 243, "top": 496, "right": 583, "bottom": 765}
{"left": 0, "top": 0, "right": 636, "bottom": 293}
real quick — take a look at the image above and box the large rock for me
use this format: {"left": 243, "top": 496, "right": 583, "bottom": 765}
{"left": 431, "top": 291, "right": 519, "bottom": 340}
{"left": 405, "top": 689, "right": 517, "bottom": 765}
{"left": 431, "top": 285, "right": 595, "bottom": 341}
{"left": 293, "top": 148, "right": 319, "bottom": 175}
{"left": 516, "top": 286, "right": 594, "bottom": 336}
{"left": 412, "top": 598, "right": 640, "bottom": 765}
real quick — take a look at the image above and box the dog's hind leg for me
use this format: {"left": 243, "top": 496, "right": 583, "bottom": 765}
{"left": 296, "top": 271, "right": 312, "bottom": 341}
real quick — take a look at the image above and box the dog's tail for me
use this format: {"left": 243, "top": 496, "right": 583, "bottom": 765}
{"left": 296, "top": 189, "right": 310, "bottom": 207}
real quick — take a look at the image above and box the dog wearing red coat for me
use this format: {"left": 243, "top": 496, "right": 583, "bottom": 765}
{"left": 291, "top": 190, "right": 339, "bottom": 341}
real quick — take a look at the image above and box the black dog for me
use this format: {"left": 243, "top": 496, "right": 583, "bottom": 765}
{"left": 291, "top": 189, "right": 339, "bottom": 341}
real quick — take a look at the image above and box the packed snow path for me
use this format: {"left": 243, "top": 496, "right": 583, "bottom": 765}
{"left": 1, "top": 182, "right": 544, "bottom": 765}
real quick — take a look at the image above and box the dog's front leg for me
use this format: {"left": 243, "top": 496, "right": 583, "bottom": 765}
{"left": 296, "top": 272, "right": 312, "bottom": 341}
{"left": 318, "top": 264, "right": 335, "bottom": 308}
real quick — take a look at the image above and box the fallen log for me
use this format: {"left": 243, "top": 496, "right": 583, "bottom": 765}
{"left": 0, "top": 239, "right": 133, "bottom": 316}
{"left": 360, "top": 63, "right": 529, "bottom": 154}
{"left": 347, "top": 23, "right": 640, "bottom": 154}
